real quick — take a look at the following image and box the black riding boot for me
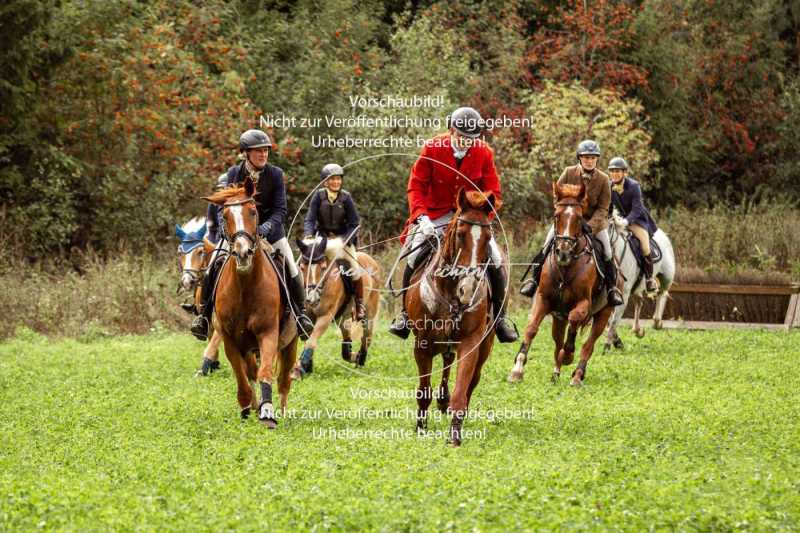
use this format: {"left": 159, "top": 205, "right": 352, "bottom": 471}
{"left": 289, "top": 272, "right": 315, "bottom": 341}
{"left": 643, "top": 253, "right": 657, "bottom": 293}
{"left": 389, "top": 263, "right": 414, "bottom": 339}
{"left": 487, "top": 264, "right": 518, "bottom": 343}
{"left": 190, "top": 256, "right": 223, "bottom": 340}
{"left": 520, "top": 247, "right": 547, "bottom": 297}
{"left": 604, "top": 257, "right": 624, "bottom": 307}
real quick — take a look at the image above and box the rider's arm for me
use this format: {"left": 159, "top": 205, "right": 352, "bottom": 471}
{"left": 407, "top": 143, "right": 433, "bottom": 221}
{"left": 262, "top": 167, "right": 288, "bottom": 235}
{"left": 626, "top": 181, "right": 647, "bottom": 225}
{"left": 303, "top": 190, "right": 321, "bottom": 237}
{"left": 480, "top": 146, "right": 502, "bottom": 216}
{"left": 206, "top": 203, "right": 220, "bottom": 244}
{"left": 343, "top": 193, "right": 360, "bottom": 245}
{"left": 587, "top": 178, "right": 611, "bottom": 234}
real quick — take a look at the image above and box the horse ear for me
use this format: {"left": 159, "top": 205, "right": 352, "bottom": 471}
{"left": 456, "top": 187, "right": 468, "bottom": 211}
{"left": 244, "top": 175, "right": 255, "bottom": 197}
{"left": 482, "top": 191, "right": 496, "bottom": 213}
{"left": 175, "top": 224, "right": 186, "bottom": 240}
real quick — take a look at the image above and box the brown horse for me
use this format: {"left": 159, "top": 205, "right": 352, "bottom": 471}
{"left": 204, "top": 177, "right": 298, "bottom": 426}
{"left": 405, "top": 189, "right": 498, "bottom": 447}
{"left": 508, "top": 182, "right": 615, "bottom": 386}
{"left": 291, "top": 237, "right": 381, "bottom": 379}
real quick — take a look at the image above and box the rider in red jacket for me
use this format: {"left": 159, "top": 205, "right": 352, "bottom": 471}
{"left": 390, "top": 106, "right": 517, "bottom": 343}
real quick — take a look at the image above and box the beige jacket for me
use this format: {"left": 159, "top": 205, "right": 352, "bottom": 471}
{"left": 556, "top": 164, "right": 611, "bottom": 234}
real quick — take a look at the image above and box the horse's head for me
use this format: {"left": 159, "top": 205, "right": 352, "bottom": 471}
{"left": 552, "top": 182, "right": 588, "bottom": 267}
{"left": 296, "top": 236, "right": 328, "bottom": 307}
{"left": 175, "top": 217, "right": 208, "bottom": 292}
{"left": 446, "top": 188, "right": 498, "bottom": 306}
{"left": 204, "top": 176, "right": 259, "bottom": 273}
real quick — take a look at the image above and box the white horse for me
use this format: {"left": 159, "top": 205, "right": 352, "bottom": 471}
{"left": 604, "top": 211, "right": 676, "bottom": 352}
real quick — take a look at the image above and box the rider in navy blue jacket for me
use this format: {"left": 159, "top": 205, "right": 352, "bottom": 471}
{"left": 608, "top": 157, "right": 658, "bottom": 292}
{"left": 190, "top": 129, "right": 314, "bottom": 341}
{"left": 206, "top": 173, "right": 228, "bottom": 244}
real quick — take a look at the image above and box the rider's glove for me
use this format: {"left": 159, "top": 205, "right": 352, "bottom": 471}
{"left": 257, "top": 221, "right": 272, "bottom": 238}
{"left": 417, "top": 215, "right": 435, "bottom": 237}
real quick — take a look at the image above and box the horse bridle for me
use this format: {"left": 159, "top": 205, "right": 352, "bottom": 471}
{"left": 222, "top": 198, "right": 259, "bottom": 257}
{"left": 552, "top": 200, "right": 589, "bottom": 264}
{"left": 177, "top": 243, "right": 207, "bottom": 288}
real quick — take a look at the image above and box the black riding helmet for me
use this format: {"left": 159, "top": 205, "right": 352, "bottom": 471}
{"left": 576, "top": 139, "right": 601, "bottom": 159}
{"left": 239, "top": 129, "right": 272, "bottom": 152}
{"left": 447, "top": 106, "right": 484, "bottom": 138}
{"left": 608, "top": 157, "right": 628, "bottom": 171}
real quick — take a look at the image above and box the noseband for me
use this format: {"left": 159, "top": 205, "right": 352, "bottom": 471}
{"left": 553, "top": 200, "right": 588, "bottom": 264}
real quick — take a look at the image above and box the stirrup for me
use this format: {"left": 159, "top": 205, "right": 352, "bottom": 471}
{"left": 389, "top": 312, "right": 410, "bottom": 339}
{"left": 607, "top": 287, "right": 624, "bottom": 307}
{"left": 519, "top": 278, "right": 537, "bottom": 297}
{"left": 190, "top": 316, "right": 209, "bottom": 341}
{"left": 495, "top": 316, "right": 519, "bottom": 343}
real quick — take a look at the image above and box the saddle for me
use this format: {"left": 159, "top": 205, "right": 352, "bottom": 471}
{"left": 625, "top": 233, "right": 662, "bottom": 269}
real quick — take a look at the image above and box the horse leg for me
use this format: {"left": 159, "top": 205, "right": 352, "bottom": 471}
{"left": 196, "top": 330, "right": 223, "bottom": 377}
{"left": 653, "top": 290, "right": 668, "bottom": 330}
{"left": 561, "top": 299, "right": 590, "bottom": 371}
{"left": 571, "top": 306, "right": 614, "bottom": 386}
{"left": 256, "top": 329, "right": 280, "bottom": 429}
{"left": 414, "top": 346, "right": 433, "bottom": 433}
{"left": 244, "top": 351, "right": 259, "bottom": 411}
{"left": 604, "top": 306, "right": 625, "bottom": 353}
{"left": 340, "top": 320, "right": 355, "bottom": 364}
{"left": 551, "top": 318, "right": 567, "bottom": 383}
{"left": 466, "top": 338, "right": 492, "bottom": 407}
{"left": 291, "top": 311, "right": 334, "bottom": 380}
{"left": 437, "top": 351, "right": 455, "bottom": 413}
{"left": 277, "top": 335, "right": 298, "bottom": 416}
{"left": 221, "top": 337, "right": 254, "bottom": 419}
{"left": 449, "top": 333, "right": 482, "bottom": 447}
{"left": 508, "top": 295, "right": 550, "bottom": 383}
{"left": 356, "top": 301, "right": 375, "bottom": 367}
{"left": 633, "top": 297, "right": 645, "bottom": 338}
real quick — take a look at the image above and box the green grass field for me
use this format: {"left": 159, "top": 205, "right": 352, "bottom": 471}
{"left": 1, "top": 320, "right": 799, "bottom": 531}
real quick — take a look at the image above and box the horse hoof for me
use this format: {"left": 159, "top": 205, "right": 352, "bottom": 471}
{"left": 356, "top": 348, "right": 367, "bottom": 367}
{"left": 508, "top": 371, "right": 524, "bottom": 383}
{"left": 240, "top": 407, "right": 251, "bottom": 420}
{"left": 635, "top": 329, "right": 645, "bottom": 339}
{"left": 570, "top": 377, "right": 583, "bottom": 387}
{"left": 260, "top": 418, "right": 278, "bottom": 429}
{"left": 551, "top": 372, "right": 560, "bottom": 384}
{"left": 613, "top": 339, "right": 625, "bottom": 350}
{"left": 602, "top": 343, "right": 610, "bottom": 354}
{"left": 653, "top": 320, "right": 663, "bottom": 330}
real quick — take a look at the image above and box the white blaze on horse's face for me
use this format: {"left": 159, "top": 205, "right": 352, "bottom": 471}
{"left": 228, "top": 205, "right": 255, "bottom": 273}
{"left": 179, "top": 248, "right": 202, "bottom": 291}
{"left": 456, "top": 223, "right": 485, "bottom": 306}
{"left": 555, "top": 205, "right": 579, "bottom": 267}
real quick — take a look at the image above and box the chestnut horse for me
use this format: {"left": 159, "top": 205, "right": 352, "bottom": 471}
{"left": 291, "top": 237, "right": 381, "bottom": 379}
{"left": 508, "top": 183, "right": 615, "bottom": 386}
{"left": 406, "top": 189, "right": 499, "bottom": 447}
{"left": 175, "top": 218, "right": 222, "bottom": 376}
{"left": 204, "top": 177, "right": 298, "bottom": 426}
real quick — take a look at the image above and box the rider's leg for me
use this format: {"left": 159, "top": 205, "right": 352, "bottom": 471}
{"left": 596, "top": 228, "right": 624, "bottom": 306}
{"left": 520, "top": 224, "right": 555, "bottom": 297}
{"left": 272, "top": 237, "right": 314, "bottom": 340}
{"left": 341, "top": 243, "right": 366, "bottom": 320}
{"left": 190, "top": 245, "right": 226, "bottom": 340}
{"left": 630, "top": 224, "right": 656, "bottom": 292}
{"left": 486, "top": 237, "right": 518, "bottom": 343}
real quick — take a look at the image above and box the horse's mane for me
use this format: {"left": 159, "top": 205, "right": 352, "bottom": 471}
{"left": 557, "top": 183, "right": 584, "bottom": 201}
{"left": 205, "top": 185, "right": 251, "bottom": 204}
